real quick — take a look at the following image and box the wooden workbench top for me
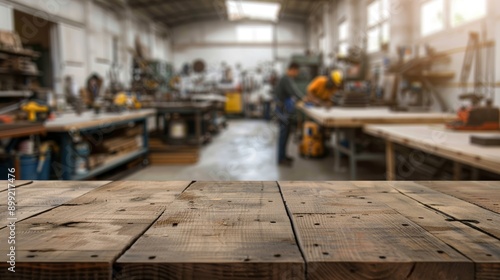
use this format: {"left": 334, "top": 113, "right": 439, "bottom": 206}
{"left": 297, "top": 103, "right": 455, "bottom": 127}
{"left": 191, "top": 93, "right": 227, "bottom": 102}
{"left": 154, "top": 102, "right": 213, "bottom": 109}
{"left": 0, "top": 181, "right": 499, "bottom": 279}
{"left": 44, "top": 109, "right": 156, "bottom": 132}
{"left": 0, "top": 123, "right": 46, "bottom": 139}
{"left": 365, "top": 124, "right": 500, "bottom": 175}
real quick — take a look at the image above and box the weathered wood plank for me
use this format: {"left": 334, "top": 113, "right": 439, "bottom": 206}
{"left": 353, "top": 181, "right": 500, "bottom": 280}
{"left": 417, "top": 181, "right": 500, "bottom": 214}
{"left": 0, "top": 181, "right": 190, "bottom": 280}
{"left": 391, "top": 181, "right": 500, "bottom": 239}
{"left": 0, "top": 181, "right": 110, "bottom": 228}
{"left": 116, "top": 181, "right": 305, "bottom": 280}
{"left": 279, "top": 181, "right": 474, "bottom": 280}
{"left": 0, "top": 180, "right": 32, "bottom": 192}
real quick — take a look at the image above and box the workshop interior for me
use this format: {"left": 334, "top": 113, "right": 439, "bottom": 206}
{"left": 1, "top": 1, "right": 500, "bottom": 279}
{"left": 0, "top": 0, "right": 499, "bottom": 182}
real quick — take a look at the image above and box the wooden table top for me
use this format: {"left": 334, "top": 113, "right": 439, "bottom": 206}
{"left": 0, "top": 181, "right": 499, "bottom": 279}
{"left": 0, "top": 123, "right": 46, "bottom": 139}
{"left": 44, "top": 109, "right": 156, "bottom": 132}
{"left": 297, "top": 103, "right": 455, "bottom": 127}
{"left": 191, "top": 94, "right": 227, "bottom": 102}
{"left": 154, "top": 102, "right": 213, "bottom": 110}
{"left": 365, "top": 124, "right": 500, "bottom": 175}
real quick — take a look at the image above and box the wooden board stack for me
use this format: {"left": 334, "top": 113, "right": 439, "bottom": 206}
{"left": 149, "top": 138, "right": 199, "bottom": 165}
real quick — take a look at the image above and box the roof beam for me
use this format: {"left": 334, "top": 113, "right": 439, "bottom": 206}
{"left": 128, "top": 0, "right": 205, "bottom": 9}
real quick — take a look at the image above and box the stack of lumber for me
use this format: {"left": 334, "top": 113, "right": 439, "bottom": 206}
{"left": 149, "top": 138, "right": 199, "bottom": 165}
{"left": 87, "top": 127, "right": 143, "bottom": 169}
{"left": 103, "top": 137, "right": 141, "bottom": 155}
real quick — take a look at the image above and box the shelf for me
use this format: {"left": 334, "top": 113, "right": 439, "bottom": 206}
{"left": 0, "top": 90, "right": 32, "bottom": 97}
{"left": 71, "top": 148, "right": 148, "bottom": 180}
{"left": 0, "top": 70, "right": 41, "bottom": 77}
{"left": 0, "top": 123, "right": 46, "bottom": 139}
{"left": 0, "top": 47, "right": 40, "bottom": 58}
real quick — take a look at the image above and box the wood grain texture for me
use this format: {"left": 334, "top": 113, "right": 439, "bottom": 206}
{"left": 0, "top": 181, "right": 499, "bottom": 280}
{"left": 297, "top": 103, "right": 454, "bottom": 127}
{"left": 353, "top": 181, "right": 500, "bottom": 280}
{"left": 116, "top": 181, "right": 305, "bottom": 280}
{"left": 0, "top": 181, "right": 110, "bottom": 227}
{"left": 389, "top": 182, "right": 500, "bottom": 240}
{"left": 417, "top": 181, "right": 500, "bottom": 214}
{"left": 279, "top": 181, "right": 474, "bottom": 280}
{"left": 364, "top": 124, "right": 500, "bottom": 175}
{"left": 0, "top": 181, "right": 189, "bottom": 280}
{"left": 0, "top": 180, "right": 32, "bottom": 192}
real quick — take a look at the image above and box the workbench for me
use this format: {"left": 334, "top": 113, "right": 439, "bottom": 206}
{"left": 0, "top": 123, "right": 47, "bottom": 180}
{"left": 297, "top": 103, "right": 455, "bottom": 179}
{"left": 45, "top": 109, "right": 155, "bottom": 180}
{"left": 190, "top": 94, "right": 228, "bottom": 132}
{"left": 365, "top": 124, "right": 500, "bottom": 180}
{"left": 0, "top": 123, "right": 45, "bottom": 139}
{"left": 1, "top": 181, "right": 499, "bottom": 279}
{"left": 154, "top": 102, "right": 214, "bottom": 146}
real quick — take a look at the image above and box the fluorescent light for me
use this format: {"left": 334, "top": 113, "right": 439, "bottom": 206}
{"left": 226, "top": 0, "right": 281, "bottom": 22}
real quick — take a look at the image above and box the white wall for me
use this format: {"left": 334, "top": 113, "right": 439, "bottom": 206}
{"left": 8, "top": 0, "right": 85, "bottom": 25}
{"left": 0, "top": 2, "right": 13, "bottom": 31}
{"left": 410, "top": 0, "right": 500, "bottom": 109}
{"left": 171, "top": 20, "right": 306, "bottom": 71}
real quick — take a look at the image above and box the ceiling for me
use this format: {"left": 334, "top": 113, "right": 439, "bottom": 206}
{"left": 125, "top": 0, "right": 323, "bottom": 27}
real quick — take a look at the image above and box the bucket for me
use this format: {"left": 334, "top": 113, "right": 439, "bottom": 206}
{"left": 20, "top": 152, "right": 51, "bottom": 180}
{"left": 0, "top": 152, "right": 51, "bottom": 180}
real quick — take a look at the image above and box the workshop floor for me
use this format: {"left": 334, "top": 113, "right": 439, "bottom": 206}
{"left": 125, "top": 120, "right": 386, "bottom": 181}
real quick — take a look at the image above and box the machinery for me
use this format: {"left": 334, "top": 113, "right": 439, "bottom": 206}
{"left": 300, "top": 121, "right": 325, "bottom": 158}
{"left": 21, "top": 100, "right": 49, "bottom": 122}
{"left": 447, "top": 32, "right": 500, "bottom": 131}
{"left": 290, "top": 53, "right": 322, "bottom": 97}
{"left": 447, "top": 99, "right": 499, "bottom": 131}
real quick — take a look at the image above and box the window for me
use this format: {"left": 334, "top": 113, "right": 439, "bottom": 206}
{"left": 367, "top": 0, "right": 390, "bottom": 53}
{"left": 338, "top": 20, "right": 349, "bottom": 57}
{"left": 421, "top": 0, "right": 444, "bottom": 36}
{"left": 450, "top": 0, "right": 486, "bottom": 27}
{"left": 227, "top": 0, "right": 281, "bottom": 22}
{"left": 421, "top": 0, "right": 486, "bottom": 37}
{"left": 236, "top": 26, "right": 273, "bottom": 42}
{"left": 367, "top": 28, "right": 380, "bottom": 53}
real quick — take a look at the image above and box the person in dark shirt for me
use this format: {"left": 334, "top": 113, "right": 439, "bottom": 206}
{"left": 275, "top": 62, "right": 301, "bottom": 166}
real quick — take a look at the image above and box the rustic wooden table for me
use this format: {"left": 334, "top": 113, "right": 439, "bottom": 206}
{"left": 296, "top": 103, "right": 455, "bottom": 179}
{"left": 365, "top": 124, "right": 500, "bottom": 180}
{"left": 1, "top": 181, "right": 499, "bottom": 279}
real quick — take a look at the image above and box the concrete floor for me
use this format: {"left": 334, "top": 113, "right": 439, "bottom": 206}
{"left": 125, "top": 120, "right": 386, "bottom": 181}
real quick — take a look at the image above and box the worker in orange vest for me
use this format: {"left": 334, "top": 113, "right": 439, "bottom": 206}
{"left": 304, "top": 70, "right": 343, "bottom": 107}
